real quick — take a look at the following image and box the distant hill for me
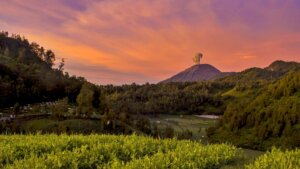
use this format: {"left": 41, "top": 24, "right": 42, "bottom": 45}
{"left": 266, "top": 60, "right": 300, "bottom": 73}
{"left": 162, "top": 64, "right": 228, "bottom": 83}
{"left": 218, "top": 60, "right": 300, "bottom": 84}
{"left": 162, "top": 60, "right": 300, "bottom": 84}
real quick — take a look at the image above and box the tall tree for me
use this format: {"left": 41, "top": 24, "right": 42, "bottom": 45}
{"left": 58, "top": 58, "right": 65, "bottom": 72}
{"left": 76, "top": 83, "right": 95, "bottom": 116}
{"left": 44, "top": 50, "right": 55, "bottom": 67}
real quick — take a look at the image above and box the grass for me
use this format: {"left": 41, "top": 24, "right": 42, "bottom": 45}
{"left": 222, "top": 87, "right": 248, "bottom": 97}
{"left": 148, "top": 114, "right": 217, "bottom": 140}
{"left": 221, "top": 149, "right": 265, "bottom": 169}
{"left": 19, "top": 114, "right": 265, "bottom": 168}
{"left": 148, "top": 114, "right": 265, "bottom": 168}
{"left": 0, "top": 134, "right": 240, "bottom": 169}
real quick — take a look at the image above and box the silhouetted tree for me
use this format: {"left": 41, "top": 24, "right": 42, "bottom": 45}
{"left": 44, "top": 50, "right": 55, "bottom": 67}
{"left": 58, "top": 58, "right": 65, "bottom": 72}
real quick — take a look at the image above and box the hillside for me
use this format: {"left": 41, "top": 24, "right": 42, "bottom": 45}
{"left": 217, "top": 60, "right": 300, "bottom": 98}
{"left": 162, "top": 64, "right": 224, "bottom": 83}
{"left": 0, "top": 32, "right": 84, "bottom": 108}
{"left": 218, "top": 60, "right": 300, "bottom": 84}
{"left": 208, "top": 70, "right": 300, "bottom": 150}
{"left": 266, "top": 60, "right": 300, "bottom": 73}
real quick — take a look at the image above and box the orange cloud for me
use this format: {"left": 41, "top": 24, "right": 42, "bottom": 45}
{"left": 0, "top": 0, "right": 299, "bottom": 84}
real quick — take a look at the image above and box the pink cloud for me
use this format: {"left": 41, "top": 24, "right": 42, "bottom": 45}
{"left": 0, "top": 0, "right": 299, "bottom": 84}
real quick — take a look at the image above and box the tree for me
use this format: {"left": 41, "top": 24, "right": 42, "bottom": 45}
{"left": 44, "top": 50, "right": 55, "bottom": 67}
{"left": 58, "top": 58, "right": 65, "bottom": 72}
{"left": 135, "top": 117, "right": 151, "bottom": 134}
{"left": 52, "top": 98, "right": 68, "bottom": 119}
{"left": 164, "top": 126, "right": 175, "bottom": 138}
{"left": 177, "top": 129, "right": 193, "bottom": 140}
{"left": 0, "top": 31, "right": 8, "bottom": 37}
{"left": 17, "top": 48, "right": 26, "bottom": 62}
{"left": 76, "top": 83, "right": 95, "bottom": 117}
{"left": 38, "top": 47, "right": 45, "bottom": 59}
{"left": 4, "top": 47, "right": 10, "bottom": 57}
{"left": 30, "top": 42, "right": 40, "bottom": 55}
{"left": 99, "top": 93, "right": 108, "bottom": 114}
{"left": 13, "top": 103, "right": 20, "bottom": 114}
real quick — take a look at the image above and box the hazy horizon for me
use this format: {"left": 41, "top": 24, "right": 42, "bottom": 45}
{"left": 1, "top": 0, "right": 300, "bottom": 85}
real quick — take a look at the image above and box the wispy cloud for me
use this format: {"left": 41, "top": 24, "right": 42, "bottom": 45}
{"left": 0, "top": 0, "right": 299, "bottom": 84}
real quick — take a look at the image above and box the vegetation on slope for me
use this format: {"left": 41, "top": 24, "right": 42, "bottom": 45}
{"left": 208, "top": 71, "right": 300, "bottom": 150}
{"left": 246, "top": 148, "right": 300, "bottom": 169}
{"left": 101, "top": 81, "right": 233, "bottom": 116}
{"left": 0, "top": 31, "right": 84, "bottom": 108}
{"left": 218, "top": 60, "right": 300, "bottom": 85}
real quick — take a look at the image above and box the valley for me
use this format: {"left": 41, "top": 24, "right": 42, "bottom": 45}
{"left": 0, "top": 31, "right": 299, "bottom": 168}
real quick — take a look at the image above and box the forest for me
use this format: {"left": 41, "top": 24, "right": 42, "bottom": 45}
{"left": 208, "top": 70, "right": 300, "bottom": 150}
{"left": 0, "top": 31, "right": 84, "bottom": 108}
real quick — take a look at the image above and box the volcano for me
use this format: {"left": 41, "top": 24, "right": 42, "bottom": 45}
{"left": 161, "top": 64, "right": 224, "bottom": 83}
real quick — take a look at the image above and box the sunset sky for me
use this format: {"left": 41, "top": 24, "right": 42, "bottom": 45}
{"left": 0, "top": 0, "right": 300, "bottom": 84}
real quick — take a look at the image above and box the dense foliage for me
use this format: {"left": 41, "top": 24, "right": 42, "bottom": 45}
{"left": 246, "top": 148, "right": 300, "bottom": 169}
{"left": 219, "top": 60, "right": 300, "bottom": 85}
{"left": 0, "top": 31, "right": 84, "bottom": 108}
{"left": 0, "top": 134, "right": 239, "bottom": 169}
{"left": 208, "top": 71, "right": 300, "bottom": 150}
{"left": 101, "top": 82, "right": 233, "bottom": 116}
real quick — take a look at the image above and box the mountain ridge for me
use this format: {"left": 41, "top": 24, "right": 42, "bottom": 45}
{"left": 162, "top": 60, "right": 300, "bottom": 84}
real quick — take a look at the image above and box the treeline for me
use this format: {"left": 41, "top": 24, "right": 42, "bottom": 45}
{"left": 208, "top": 70, "right": 300, "bottom": 150}
{"left": 219, "top": 60, "right": 300, "bottom": 84}
{"left": 0, "top": 31, "right": 84, "bottom": 108}
{"left": 81, "top": 60, "right": 300, "bottom": 121}
{"left": 218, "top": 61, "right": 300, "bottom": 94}
{"left": 101, "top": 82, "right": 233, "bottom": 116}
{"left": 59, "top": 81, "right": 232, "bottom": 138}
{"left": 64, "top": 81, "right": 233, "bottom": 122}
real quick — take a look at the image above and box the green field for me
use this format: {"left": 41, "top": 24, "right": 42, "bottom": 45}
{"left": 19, "top": 114, "right": 217, "bottom": 140}
{"left": 0, "top": 134, "right": 240, "bottom": 169}
{"left": 0, "top": 134, "right": 298, "bottom": 169}
{"left": 7, "top": 114, "right": 266, "bottom": 167}
{"left": 148, "top": 114, "right": 217, "bottom": 140}
{"left": 148, "top": 114, "right": 264, "bottom": 165}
